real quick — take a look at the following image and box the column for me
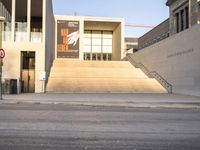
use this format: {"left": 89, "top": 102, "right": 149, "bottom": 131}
{"left": 27, "top": 0, "right": 31, "bottom": 42}
{"left": 42, "top": 0, "right": 45, "bottom": 43}
{"left": 198, "top": 1, "right": 200, "bottom": 24}
{"left": 0, "top": 17, "right": 4, "bottom": 100}
{"left": 189, "top": 0, "right": 192, "bottom": 27}
{"left": 185, "top": 6, "right": 189, "bottom": 28}
{"left": 178, "top": 12, "right": 181, "bottom": 32}
{"left": 11, "top": 0, "right": 15, "bottom": 42}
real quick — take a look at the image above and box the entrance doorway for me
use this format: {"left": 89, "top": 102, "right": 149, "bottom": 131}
{"left": 21, "top": 52, "right": 35, "bottom": 93}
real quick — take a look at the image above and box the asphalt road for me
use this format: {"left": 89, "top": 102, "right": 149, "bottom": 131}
{"left": 0, "top": 104, "right": 200, "bottom": 150}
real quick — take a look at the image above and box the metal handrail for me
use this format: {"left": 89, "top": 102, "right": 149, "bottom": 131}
{"left": 125, "top": 55, "right": 172, "bottom": 93}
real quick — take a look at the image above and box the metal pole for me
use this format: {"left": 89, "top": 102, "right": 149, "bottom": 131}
{"left": 0, "top": 16, "right": 5, "bottom": 100}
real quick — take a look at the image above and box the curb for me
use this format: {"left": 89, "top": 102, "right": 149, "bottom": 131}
{"left": 1, "top": 100, "right": 200, "bottom": 109}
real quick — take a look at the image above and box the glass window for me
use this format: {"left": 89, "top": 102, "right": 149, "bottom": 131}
{"left": 103, "top": 53, "right": 107, "bottom": 61}
{"left": 92, "top": 46, "right": 101, "bottom": 53}
{"left": 185, "top": 7, "right": 189, "bottom": 29}
{"left": 92, "top": 38, "right": 101, "bottom": 45}
{"left": 84, "top": 53, "right": 86, "bottom": 60}
{"left": 22, "top": 52, "right": 35, "bottom": 69}
{"left": 84, "top": 38, "right": 91, "bottom": 45}
{"left": 92, "top": 53, "right": 96, "bottom": 60}
{"left": 176, "top": 13, "right": 179, "bottom": 33}
{"left": 108, "top": 53, "right": 112, "bottom": 61}
{"left": 83, "top": 30, "right": 113, "bottom": 61}
{"left": 103, "top": 38, "right": 112, "bottom": 46}
{"left": 97, "top": 53, "right": 101, "bottom": 61}
{"left": 86, "top": 53, "right": 91, "bottom": 60}
{"left": 103, "top": 46, "right": 112, "bottom": 53}
{"left": 198, "top": 4, "right": 200, "bottom": 24}
{"left": 31, "top": 0, "right": 43, "bottom": 42}
{"left": 83, "top": 46, "right": 91, "bottom": 53}
{"left": 15, "top": 0, "right": 28, "bottom": 42}
{"left": 180, "top": 9, "right": 184, "bottom": 31}
{"left": 0, "top": 0, "right": 12, "bottom": 41}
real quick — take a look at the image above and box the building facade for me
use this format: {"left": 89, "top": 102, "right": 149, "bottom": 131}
{"left": 131, "top": 0, "right": 200, "bottom": 96}
{"left": 124, "top": 37, "right": 138, "bottom": 55}
{"left": 55, "top": 16, "right": 124, "bottom": 61}
{"left": 138, "top": 0, "right": 200, "bottom": 50}
{"left": 0, "top": 0, "right": 125, "bottom": 93}
{"left": 0, "top": 0, "right": 55, "bottom": 93}
{"left": 167, "top": 0, "right": 200, "bottom": 35}
{"left": 138, "top": 19, "right": 169, "bottom": 50}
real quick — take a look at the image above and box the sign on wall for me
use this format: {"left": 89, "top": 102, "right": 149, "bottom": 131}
{"left": 57, "top": 20, "right": 80, "bottom": 58}
{"left": 0, "top": 49, "right": 5, "bottom": 59}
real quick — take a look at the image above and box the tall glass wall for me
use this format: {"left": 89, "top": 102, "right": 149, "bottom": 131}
{"left": 83, "top": 30, "right": 112, "bottom": 61}
{"left": 0, "top": 0, "right": 12, "bottom": 41}
{"left": 198, "top": 3, "right": 200, "bottom": 24}
{"left": 31, "top": 0, "right": 42, "bottom": 42}
{"left": 15, "top": 0, "right": 27, "bottom": 42}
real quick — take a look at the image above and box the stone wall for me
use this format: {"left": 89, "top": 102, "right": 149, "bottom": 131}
{"left": 131, "top": 24, "right": 200, "bottom": 96}
{"left": 138, "top": 19, "right": 169, "bottom": 50}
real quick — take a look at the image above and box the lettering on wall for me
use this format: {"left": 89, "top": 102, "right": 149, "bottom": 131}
{"left": 57, "top": 20, "right": 80, "bottom": 58}
{"left": 167, "top": 48, "right": 194, "bottom": 58}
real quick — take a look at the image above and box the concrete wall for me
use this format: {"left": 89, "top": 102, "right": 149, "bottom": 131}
{"left": 2, "top": 42, "right": 45, "bottom": 93}
{"left": 44, "top": 0, "right": 55, "bottom": 90}
{"left": 190, "top": 0, "right": 199, "bottom": 25}
{"left": 131, "top": 24, "right": 200, "bottom": 96}
{"left": 112, "top": 22, "right": 124, "bottom": 60}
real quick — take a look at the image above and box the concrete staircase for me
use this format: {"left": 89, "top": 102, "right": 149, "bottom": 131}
{"left": 46, "top": 60, "right": 167, "bottom": 93}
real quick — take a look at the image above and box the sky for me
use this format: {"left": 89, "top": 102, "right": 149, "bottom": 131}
{"left": 52, "top": 0, "right": 169, "bottom": 38}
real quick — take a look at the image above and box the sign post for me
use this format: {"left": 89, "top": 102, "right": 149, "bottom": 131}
{"left": 0, "top": 16, "right": 5, "bottom": 100}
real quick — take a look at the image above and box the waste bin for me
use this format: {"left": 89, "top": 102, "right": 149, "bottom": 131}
{"left": 3, "top": 79, "right": 17, "bottom": 94}
{"left": 3, "top": 79, "right": 10, "bottom": 94}
{"left": 10, "top": 79, "right": 17, "bottom": 94}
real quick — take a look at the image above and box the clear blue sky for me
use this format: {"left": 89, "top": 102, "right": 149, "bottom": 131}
{"left": 53, "top": 0, "right": 169, "bottom": 38}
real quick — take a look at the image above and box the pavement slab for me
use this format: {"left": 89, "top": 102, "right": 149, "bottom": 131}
{"left": 1, "top": 93, "right": 200, "bottom": 109}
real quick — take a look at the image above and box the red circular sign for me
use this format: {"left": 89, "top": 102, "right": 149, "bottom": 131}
{"left": 0, "top": 48, "right": 5, "bottom": 59}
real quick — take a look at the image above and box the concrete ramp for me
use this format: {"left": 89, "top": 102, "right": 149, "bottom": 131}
{"left": 46, "top": 60, "right": 167, "bottom": 93}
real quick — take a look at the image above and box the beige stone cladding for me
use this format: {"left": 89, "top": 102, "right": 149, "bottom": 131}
{"left": 1, "top": 0, "right": 54, "bottom": 93}
{"left": 132, "top": 24, "right": 200, "bottom": 96}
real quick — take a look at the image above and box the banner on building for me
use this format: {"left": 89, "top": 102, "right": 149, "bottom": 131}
{"left": 57, "top": 20, "right": 80, "bottom": 58}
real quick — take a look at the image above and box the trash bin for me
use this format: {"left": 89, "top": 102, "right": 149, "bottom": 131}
{"left": 3, "top": 79, "right": 17, "bottom": 94}
{"left": 10, "top": 79, "right": 17, "bottom": 94}
{"left": 3, "top": 79, "right": 10, "bottom": 94}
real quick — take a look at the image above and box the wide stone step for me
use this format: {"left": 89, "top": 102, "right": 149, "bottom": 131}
{"left": 46, "top": 60, "right": 167, "bottom": 93}
{"left": 47, "top": 78, "right": 166, "bottom": 93}
{"left": 52, "top": 60, "right": 134, "bottom": 68}
{"left": 49, "top": 68, "right": 147, "bottom": 78}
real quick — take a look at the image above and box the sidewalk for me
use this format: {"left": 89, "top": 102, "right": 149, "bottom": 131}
{"left": 1, "top": 93, "right": 200, "bottom": 109}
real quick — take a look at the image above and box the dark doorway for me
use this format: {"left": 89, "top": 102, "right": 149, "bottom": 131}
{"left": 21, "top": 52, "right": 35, "bottom": 93}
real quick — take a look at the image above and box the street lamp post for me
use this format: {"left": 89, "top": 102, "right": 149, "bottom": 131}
{"left": 0, "top": 16, "right": 5, "bottom": 100}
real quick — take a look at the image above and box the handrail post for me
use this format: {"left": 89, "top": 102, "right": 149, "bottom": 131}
{"left": 0, "top": 16, "right": 5, "bottom": 100}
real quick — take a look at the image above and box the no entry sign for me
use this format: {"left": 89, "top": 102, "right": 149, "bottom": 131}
{"left": 0, "top": 49, "right": 5, "bottom": 59}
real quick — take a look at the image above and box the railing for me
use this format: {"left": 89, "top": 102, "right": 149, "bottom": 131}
{"left": 15, "top": 31, "right": 27, "bottom": 42}
{"left": 125, "top": 55, "right": 172, "bottom": 93}
{"left": 2, "top": 31, "right": 11, "bottom": 41}
{"left": 31, "top": 32, "right": 43, "bottom": 43}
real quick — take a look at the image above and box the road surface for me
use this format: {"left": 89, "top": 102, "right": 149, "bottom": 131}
{"left": 0, "top": 104, "right": 200, "bottom": 150}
